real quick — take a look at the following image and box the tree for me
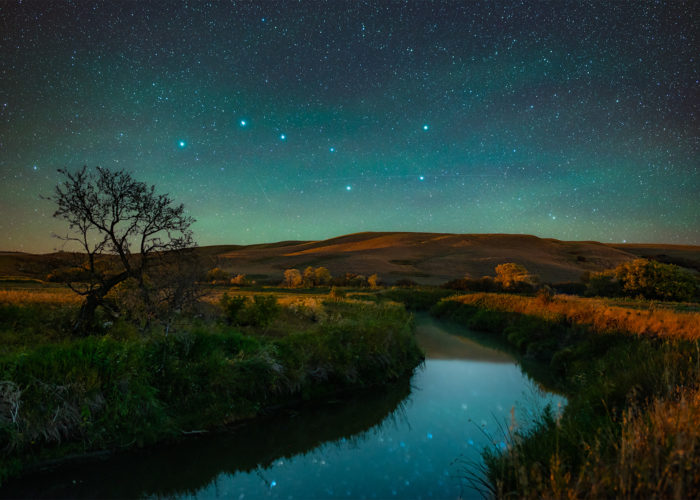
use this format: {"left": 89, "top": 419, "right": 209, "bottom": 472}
{"left": 49, "top": 166, "right": 195, "bottom": 331}
{"left": 494, "top": 263, "right": 539, "bottom": 291}
{"left": 205, "top": 267, "right": 228, "bottom": 282}
{"left": 314, "top": 266, "right": 332, "bottom": 286}
{"left": 302, "top": 266, "right": 317, "bottom": 287}
{"left": 283, "top": 268, "right": 302, "bottom": 288}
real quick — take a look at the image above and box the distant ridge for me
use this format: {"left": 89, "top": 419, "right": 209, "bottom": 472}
{"left": 204, "top": 232, "right": 700, "bottom": 285}
{"left": 2, "top": 232, "right": 699, "bottom": 285}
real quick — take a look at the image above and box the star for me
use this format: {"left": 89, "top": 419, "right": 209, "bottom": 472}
{"left": 419, "top": 175, "right": 424, "bottom": 181}
{"left": 346, "top": 185, "right": 352, "bottom": 191}
{"left": 240, "top": 120, "right": 247, "bottom": 127}
{"left": 329, "top": 147, "right": 335, "bottom": 152}
{"left": 423, "top": 124, "right": 429, "bottom": 131}
{"left": 178, "top": 140, "right": 186, "bottom": 148}
{"left": 280, "top": 134, "right": 286, "bottom": 140}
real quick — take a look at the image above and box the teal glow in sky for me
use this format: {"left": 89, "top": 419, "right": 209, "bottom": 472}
{"left": 1, "top": 1, "right": 698, "bottom": 252}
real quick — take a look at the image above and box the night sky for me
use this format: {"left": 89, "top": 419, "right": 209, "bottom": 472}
{"left": 1, "top": 1, "right": 698, "bottom": 253}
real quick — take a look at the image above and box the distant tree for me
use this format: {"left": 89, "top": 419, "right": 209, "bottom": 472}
{"left": 206, "top": 267, "right": 228, "bottom": 282}
{"left": 229, "top": 274, "right": 250, "bottom": 286}
{"left": 49, "top": 166, "right": 195, "bottom": 331}
{"left": 314, "top": 266, "right": 332, "bottom": 286}
{"left": 302, "top": 266, "right": 317, "bottom": 287}
{"left": 494, "top": 263, "right": 539, "bottom": 291}
{"left": 587, "top": 259, "right": 697, "bottom": 301}
{"left": 618, "top": 259, "right": 696, "bottom": 301}
{"left": 283, "top": 268, "right": 302, "bottom": 288}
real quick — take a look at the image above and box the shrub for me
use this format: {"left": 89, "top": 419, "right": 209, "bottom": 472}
{"left": 237, "top": 295, "right": 279, "bottom": 328}
{"left": 205, "top": 267, "right": 228, "bottom": 282}
{"left": 494, "top": 263, "right": 540, "bottom": 291}
{"left": 587, "top": 259, "right": 697, "bottom": 301}
{"left": 229, "top": 274, "right": 250, "bottom": 286}
{"left": 328, "top": 286, "right": 346, "bottom": 301}
{"left": 220, "top": 293, "right": 248, "bottom": 325}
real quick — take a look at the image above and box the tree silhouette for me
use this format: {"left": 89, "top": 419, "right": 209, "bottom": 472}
{"left": 49, "top": 166, "right": 195, "bottom": 331}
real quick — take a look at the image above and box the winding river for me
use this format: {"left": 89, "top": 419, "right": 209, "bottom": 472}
{"left": 3, "top": 315, "right": 564, "bottom": 499}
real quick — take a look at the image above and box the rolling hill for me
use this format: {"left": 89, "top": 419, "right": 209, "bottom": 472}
{"left": 198, "top": 232, "right": 700, "bottom": 285}
{"left": 3, "top": 232, "right": 699, "bottom": 286}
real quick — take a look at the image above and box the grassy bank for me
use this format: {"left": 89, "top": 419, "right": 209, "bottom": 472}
{"left": 0, "top": 295, "right": 422, "bottom": 485}
{"left": 431, "top": 293, "right": 700, "bottom": 498}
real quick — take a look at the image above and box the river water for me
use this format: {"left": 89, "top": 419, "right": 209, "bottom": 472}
{"left": 3, "top": 315, "right": 564, "bottom": 499}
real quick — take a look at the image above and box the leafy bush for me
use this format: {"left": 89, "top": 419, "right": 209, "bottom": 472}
{"left": 238, "top": 295, "right": 279, "bottom": 328}
{"left": 586, "top": 259, "right": 697, "bottom": 301}
{"left": 220, "top": 293, "right": 248, "bottom": 325}
{"left": 494, "top": 263, "right": 540, "bottom": 290}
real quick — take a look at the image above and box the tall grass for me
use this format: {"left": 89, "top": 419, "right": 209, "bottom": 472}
{"left": 430, "top": 292, "right": 700, "bottom": 498}
{"left": 449, "top": 292, "right": 700, "bottom": 340}
{"left": 0, "top": 288, "right": 80, "bottom": 305}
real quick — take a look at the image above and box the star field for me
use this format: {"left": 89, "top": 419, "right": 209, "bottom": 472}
{"left": 1, "top": 0, "right": 698, "bottom": 252}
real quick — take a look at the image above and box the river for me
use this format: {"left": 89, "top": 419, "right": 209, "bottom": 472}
{"left": 3, "top": 314, "right": 564, "bottom": 499}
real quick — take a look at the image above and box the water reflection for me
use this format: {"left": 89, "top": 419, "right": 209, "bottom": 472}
{"left": 2, "top": 378, "right": 412, "bottom": 499}
{"left": 3, "top": 316, "right": 564, "bottom": 499}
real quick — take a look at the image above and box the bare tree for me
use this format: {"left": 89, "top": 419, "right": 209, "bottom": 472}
{"left": 49, "top": 166, "right": 196, "bottom": 331}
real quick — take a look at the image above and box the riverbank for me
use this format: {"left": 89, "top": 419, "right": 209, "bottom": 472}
{"left": 0, "top": 296, "right": 423, "bottom": 486}
{"left": 2, "top": 312, "right": 562, "bottom": 499}
{"left": 431, "top": 293, "right": 700, "bottom": 498}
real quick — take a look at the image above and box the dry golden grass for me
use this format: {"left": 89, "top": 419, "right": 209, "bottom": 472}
{"left": 450, "top": 293, "right": 700, "bottom": 340}
{"left": 0, "top": 287, "right": 81, "bottom": 305}
{"left": 529, "top": 387, "right": 700, "bottom": 499}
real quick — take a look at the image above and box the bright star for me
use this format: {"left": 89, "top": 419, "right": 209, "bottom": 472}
{"left": 280, "top": 134, "right": 286, "bottom": 140}
{"left": 423, "top": 124, "right": 429, "bottom": 130}
{"left": 346, "top": 185, "right": 351, "bottom": 191}
{"left": 330, "top": 147, "right": 335, "bottom": 152}
{"left": 240, "top": 120, "right": 247, "bottom": 127}
{"left": 178, "top": 140, "right": 186, "bottom": 148}
{"left": 419, "top": 175, "right": 424, "bottom": 181}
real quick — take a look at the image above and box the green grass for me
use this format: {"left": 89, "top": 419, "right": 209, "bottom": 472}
{"left": 0, "top": 296, "right": 422, "bottom": 485}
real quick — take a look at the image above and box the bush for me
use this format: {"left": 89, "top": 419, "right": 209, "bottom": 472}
{"left": 220, "top": 293, "right": 248, "bottom": 325}
{"left": 587, "top": 259, "right": 697, "bottom": 301}
{"left": 205, "top": 267, "right": 228, "bottom": 282}
{"left": 238, "top": 295, "right": 279, "bottom": 328}
{"left": 494, "top": 263, "right": 540, "bottom": 291}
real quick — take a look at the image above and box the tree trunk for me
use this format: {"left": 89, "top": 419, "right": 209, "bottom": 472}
{"left": 74, "top": 293, "right": 100, "bottom": 334}
{"left": 73, "top": 271, "right": 130, "bottom": 334}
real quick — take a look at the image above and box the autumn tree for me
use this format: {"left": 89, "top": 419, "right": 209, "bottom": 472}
{"left": 283, "top": 268, "right": 302, "bottom": 288}
{"left": 302, "top": 266, "right": 317, "bottom": 287}
{"left": 494, "top": 263, "right": 539, "bottom": 291}
{"left": 587, "top": 259, "right": 697, "bottom": 301}
{"left": 314, "top": 266, "right": 332, "bottom": 286}
{"left": 49, "top": 166, "right": 195, "bottom": 331}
